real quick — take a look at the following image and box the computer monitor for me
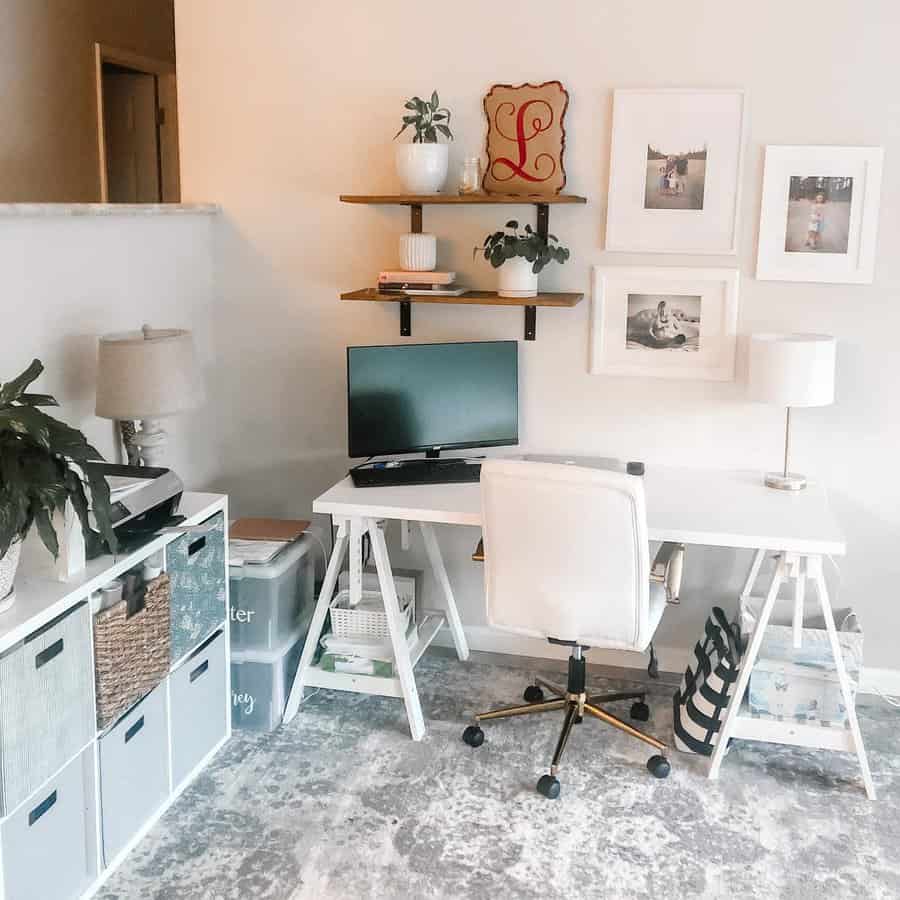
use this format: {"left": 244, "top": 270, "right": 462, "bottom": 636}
{"left": 347, "top": 341, "right": 519, "bottom": 458}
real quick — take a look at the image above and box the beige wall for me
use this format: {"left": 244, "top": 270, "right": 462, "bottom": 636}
{"left": 0, "top": 1, "right": 175, "bottom": 202}
{"left": 175, "top": 0, "right": 900, "bottom": 673}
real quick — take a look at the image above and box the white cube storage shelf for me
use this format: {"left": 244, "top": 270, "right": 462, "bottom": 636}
{"left": 0, "top": 492, "right": 229, "bottom": 900}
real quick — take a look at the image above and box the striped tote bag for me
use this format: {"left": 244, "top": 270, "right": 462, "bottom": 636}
{"left": 673, "top": 607, "right": 743, "bottom": 756}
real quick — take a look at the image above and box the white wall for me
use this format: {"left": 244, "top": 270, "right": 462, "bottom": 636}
{"left": 174, "top": 0, "right": 900, "bottom": 671}
{"left": 0, "top": 213, "right": 218, "bottom": 488}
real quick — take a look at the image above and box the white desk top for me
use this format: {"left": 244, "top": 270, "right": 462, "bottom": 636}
{"left": 313, "top": 463, "right": 846, "bottom": 557}
{"left": 1, "top": 492, "right": 227, "bottom": 655}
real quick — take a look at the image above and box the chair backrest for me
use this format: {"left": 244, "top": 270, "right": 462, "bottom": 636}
{"left": 480, "top": 459, "right": 652, "bottom": 650}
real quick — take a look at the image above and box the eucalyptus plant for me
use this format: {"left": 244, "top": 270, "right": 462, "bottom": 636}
{"left": 480, "top": 220, "right": 571, "bottom": 274}
{"left": 394, "top": 91, "right": 453, "bottom": 144}
{"left": 0, "top": 359, "right": 117, "bottom": 560}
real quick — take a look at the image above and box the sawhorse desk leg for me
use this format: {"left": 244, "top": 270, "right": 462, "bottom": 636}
{"left": 283, "top": 516, "right": 470, "bottom": 742}
{"left": 708, "top": 550, "right": 875, "bottom": 800}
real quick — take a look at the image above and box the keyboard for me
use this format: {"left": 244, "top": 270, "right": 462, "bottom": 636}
{"left": 350, "top": 459, "right": 482, "bottom": 488}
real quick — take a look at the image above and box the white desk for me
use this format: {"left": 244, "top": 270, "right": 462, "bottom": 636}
{"left": 284, "top": 463, "right": 873, "bottom": 799}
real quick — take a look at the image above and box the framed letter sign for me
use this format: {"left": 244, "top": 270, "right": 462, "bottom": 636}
{"left": 482, "top": 81, "right": 568, "bottom": 196}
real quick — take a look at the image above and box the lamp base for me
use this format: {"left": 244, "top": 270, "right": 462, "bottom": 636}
{"left": 764, "top": 471, "right": 807, "bottom": 491}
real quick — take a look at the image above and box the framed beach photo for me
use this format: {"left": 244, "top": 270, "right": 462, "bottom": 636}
{"left": 756, "top": 146, "right": 884, "bottom": 283}
{"left": 605, "top": 89, "right": 747, "bottom": 254}
{"left": 590, "top": 267, "right": 739, "bottom": 381}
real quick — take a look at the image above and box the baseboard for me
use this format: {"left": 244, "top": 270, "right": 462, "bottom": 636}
{"left": 435, "top": 626, "right": 900, "bottom": 698}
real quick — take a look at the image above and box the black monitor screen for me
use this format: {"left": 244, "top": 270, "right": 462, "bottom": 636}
{"left": 347, "top": 341, "right": 519, "bottom": 458}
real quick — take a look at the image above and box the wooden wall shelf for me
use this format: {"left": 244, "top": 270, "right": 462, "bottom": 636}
{"left": 340, "top": 193, "right": 587, "bottom": 205}
{"left": 340, "top": 191, "right": 587, "bottom": 340}
{"left": 341, "top": 289, "right": 583, "bottom": 340}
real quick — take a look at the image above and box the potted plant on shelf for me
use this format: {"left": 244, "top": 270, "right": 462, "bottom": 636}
{"left": 0, "top": 359, "right": 118, "bottom": 612}
{"left": 480, "top": 220, "right": 571, "bottom": 298}
{"left": 394, "top": 91, "right": 453, "bottom": 193}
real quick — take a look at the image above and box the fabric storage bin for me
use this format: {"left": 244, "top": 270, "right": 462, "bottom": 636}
{"left": 168, "top": 512, "right": 227, "bottom": 662}
{"left": 170, "top": 629, "right": 227, "bottom": 787}
{"left": 0, "top": 747, "right": 97, "bottom": 900}
{"left": 742, "top": 598, "right": 862, "bottom": 726}
{"left": 0, "top": 601, "right": 94, "bottom": 815}
{"left": 231, "top": 632, "right": 304, "bottom": 731}
{"left": 229, "top": 535, "right": 315, "bottom": 651}
{"left": 94, "top": 574, "right": 171, "bottom": 729}
{"left": 99, "top": 681, "right": 170, "bottom": 864}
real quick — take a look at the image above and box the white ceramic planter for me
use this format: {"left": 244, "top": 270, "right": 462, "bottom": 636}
{"left": 399, "top": 233, "right": 437, "bottom": 271}
{"left": 498, "top": 256, "right": 539, "bottom": 298}
{"left": 0, "top": 540, "right": 22, "bottom": 613}
{"left": 395, "top": 143, "right": 449, "bottom": 194}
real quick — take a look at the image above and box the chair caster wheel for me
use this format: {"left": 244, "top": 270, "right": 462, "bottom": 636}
{"left": 523, "top": 685, "right": 545, "bottom": 703}
{"left": 647, "top": 755, "right": 670, "bottom": 779}
{"left": 462, "top": 725, "right": 484, "bottom": 747}
{"left": 630, "top": 701, "right": 650, "bottom": 722}
{"left": 574, "top": 715, "right": 583, "bottom": 724}
{"left": 536, "top": 774, "right": 560, "bottom": 799}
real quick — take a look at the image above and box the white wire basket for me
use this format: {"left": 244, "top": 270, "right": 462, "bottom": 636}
{"left": 330, "top": 589, "right": 412, "bottom": 640}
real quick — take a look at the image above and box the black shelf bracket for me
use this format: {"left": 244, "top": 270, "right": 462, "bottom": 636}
{"left": 524, "top": 305, "right": 537, "bottom": 341}
{"left": 410, "top": 204, "right": 423, "bottom": 234}
{"left": 399, "top": 300, "right": 411, "bottom": 336}
{"left": 536, "top": 203, "right": 550, "bottom": 240}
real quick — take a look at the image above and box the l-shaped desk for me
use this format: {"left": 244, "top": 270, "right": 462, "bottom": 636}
{"left": 283, "top": 461, "right": 874, "bottom": 799}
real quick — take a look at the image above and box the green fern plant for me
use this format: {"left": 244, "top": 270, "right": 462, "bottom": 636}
{"left": 394, "top": 91, "right": 453, "bottom": 144}
{"left": 0, "top": 359, "right": 117, "bottom": 560}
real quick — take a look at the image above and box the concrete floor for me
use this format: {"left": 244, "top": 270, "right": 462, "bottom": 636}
{"left": 97, "top": 652, "right": 900, "bottom": 900}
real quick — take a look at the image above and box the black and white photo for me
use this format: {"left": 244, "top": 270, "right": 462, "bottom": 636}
{"left": 626, "top": 294, "right": 701, "bottom": 352}
{"left": 644, "top": 145, "right": 707, "bottom": 210}
{"left": 784, "top": 176, "right": 853, "bottom": 254}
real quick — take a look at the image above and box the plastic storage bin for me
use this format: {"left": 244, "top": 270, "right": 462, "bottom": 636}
{"left": 229, "top": 536, "right": 316, "bottom": 651}
{"left": 0, "top": 748, "right": 97, "bottom": 900}
{"left": 231, "top": 632, "right": 304, "bottom": 732}
{"left": 168, "top": 512, "right": 227, "bottom": 662}
{"left": 170, "top": 629, "right": 228, "bottom": 787}
{"left": 99, "top": 681, "right": 170, "bottom": 864}
{"left": 0, "top": 601, "right": 95, "bottom": 815}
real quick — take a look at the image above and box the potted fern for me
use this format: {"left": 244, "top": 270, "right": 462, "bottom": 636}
{"left": 0, "top": 359, "right": 118, "bottom": 612}
{"left": 394, "top": 91, "right": 453, "bottom": 193}
{"left": 480, "top": 220, "right": 571, "bottom": 297}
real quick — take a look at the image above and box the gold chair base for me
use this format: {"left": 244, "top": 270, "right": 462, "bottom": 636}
{"left": 472, "top": 681, "right": 666, "bottom": 780}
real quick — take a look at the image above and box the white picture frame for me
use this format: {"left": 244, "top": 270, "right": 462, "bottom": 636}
{"left": 755, "top": 145, "right": 884, "bottom": 284}
{"left": 590, "top": 266, "right": 740, "bottom": 381}
{"left": 605, "top": 88, "right": 747, "bottom": 254}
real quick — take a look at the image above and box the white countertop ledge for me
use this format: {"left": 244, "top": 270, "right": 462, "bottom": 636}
{"left": 0, "top": 202, "right": 220, "bottom": 217}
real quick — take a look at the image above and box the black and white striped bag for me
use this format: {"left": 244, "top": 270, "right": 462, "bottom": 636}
{"left": 673, "top": 607, "right": 743, "bottom": 756}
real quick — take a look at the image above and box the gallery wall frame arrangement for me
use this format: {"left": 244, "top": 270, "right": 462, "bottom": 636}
{"left": 605, "top": 88, "right": 748, "bottom": 254}
{"left": 482, "top": 80, "right": 569, "bottom": 196}
{"left": 755, "top": 145, "right": 884, "bottom": 284}
{"left": 590, "top": 266, "right": 740, "bottom": 381}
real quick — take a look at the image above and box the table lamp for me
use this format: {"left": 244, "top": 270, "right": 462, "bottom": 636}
{"left": 95, "top": 325, "right": 204, "bottom": 468}
{"left": 748, "top": 333, "right": 836, "bottom": 491}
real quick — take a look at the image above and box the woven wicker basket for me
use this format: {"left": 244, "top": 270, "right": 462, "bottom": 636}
{"left": 94, "top": 574, "right": 171, "bottom": 729}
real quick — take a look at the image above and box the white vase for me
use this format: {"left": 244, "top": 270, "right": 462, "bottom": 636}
{"left": 498, "top": 256, "right": 539, "bottom": 298}
{"left": 395, "top": 143, "right": 449, "bottom": 193}
{"left": 0, "top": 540, "right": 22, "bottom": 613}
{"left": 399, "top": 233, "right": 437, "bottom": 271}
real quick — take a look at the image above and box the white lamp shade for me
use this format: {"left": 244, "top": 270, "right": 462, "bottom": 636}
{"left": 748, "top": 333, "right": 836, "bottom": 408}
{"left": 95, "top": 327, "right": 204, "bottom": 420}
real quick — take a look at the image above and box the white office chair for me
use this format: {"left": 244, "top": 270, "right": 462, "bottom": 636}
{"left": 462, "top": 459, "right": 685, "bottom": 799}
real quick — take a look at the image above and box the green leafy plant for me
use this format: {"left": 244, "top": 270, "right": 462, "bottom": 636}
{"left": 394, "top": 91, "right": 453, "bottom": 144}
{"left": 479, "top": 220, "right": 571, "bottom": 274}
{"left": 0, "top": 360, "right": 118, "bottom": 561}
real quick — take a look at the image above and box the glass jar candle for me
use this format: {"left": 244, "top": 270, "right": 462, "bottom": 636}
{"left": 459, "top": 157, "right": 482, "bottom": 194}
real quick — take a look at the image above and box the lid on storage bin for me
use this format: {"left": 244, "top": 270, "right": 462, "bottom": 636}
{"left": 230, "top": 625, "right": 308, "bottom": 664}
{"left": 229, "top": 533, "right": 316, "bottom": 578}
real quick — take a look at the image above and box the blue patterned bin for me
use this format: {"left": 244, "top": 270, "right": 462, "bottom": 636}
{"left": 167, "top": 513, "right": 227, "bottom": 662}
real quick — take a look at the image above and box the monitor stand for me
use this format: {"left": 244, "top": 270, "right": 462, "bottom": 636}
{"left": 425, "top": 448, "right": 441, "bottom": 459}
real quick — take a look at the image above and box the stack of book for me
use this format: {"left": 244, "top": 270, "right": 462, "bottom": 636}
{"left": 377, "top": 270, "right": 465, "bottom": 297}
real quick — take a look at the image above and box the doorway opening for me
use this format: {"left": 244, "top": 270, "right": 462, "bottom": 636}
{"left": 94, "top": 44, "right": 181, "bottom": 203}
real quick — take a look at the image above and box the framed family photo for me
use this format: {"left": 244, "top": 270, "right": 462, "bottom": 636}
{"left": 605, "top": 89, "right": 747, "bottom": 254}
{"left": 756, "top": 146, "right": 884, "bottom": 283}
{"left": 590, "top": 267, "right": 739, "bottom": 381}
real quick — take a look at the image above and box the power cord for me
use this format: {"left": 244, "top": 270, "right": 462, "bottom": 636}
{"left": 872, "top": 686, "right": 900, "bottom": 709}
